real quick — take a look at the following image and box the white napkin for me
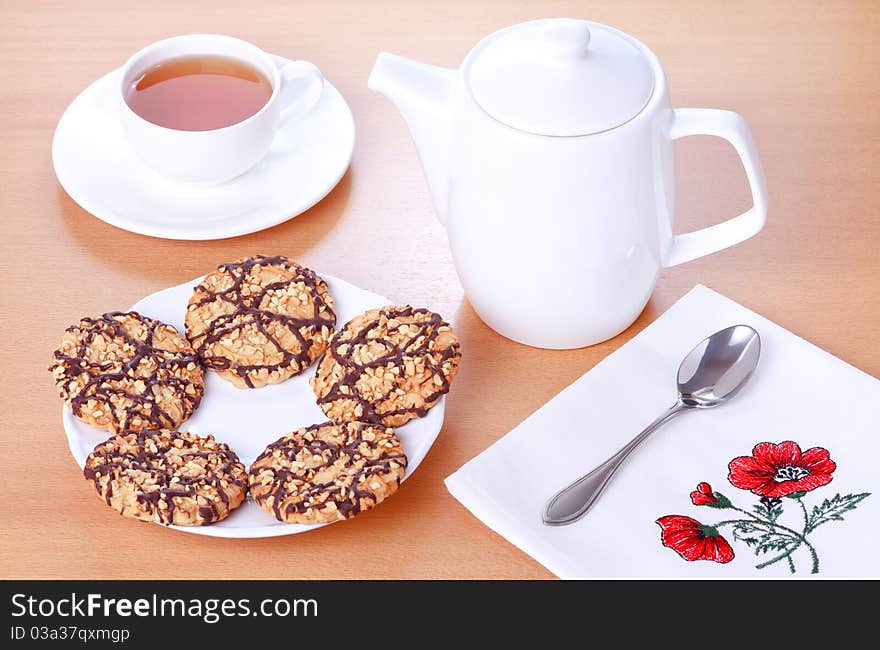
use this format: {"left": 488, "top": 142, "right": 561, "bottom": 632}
{"left": 445, "top": 285, "right": 879, "bottom": 579}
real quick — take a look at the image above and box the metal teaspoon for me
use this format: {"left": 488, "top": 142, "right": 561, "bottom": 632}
{"left": 542, "top": 324, "right": 761, "bottom": 526}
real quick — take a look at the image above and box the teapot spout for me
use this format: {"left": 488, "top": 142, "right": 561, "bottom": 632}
{"left": 369, "top": 53, "right": 456, "bottom": 224}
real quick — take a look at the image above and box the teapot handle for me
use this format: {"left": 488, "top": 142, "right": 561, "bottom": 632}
{"left": 664, "top": 109, "right": 768, "bottom": 267}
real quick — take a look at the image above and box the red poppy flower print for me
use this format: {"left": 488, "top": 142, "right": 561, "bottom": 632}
{"left": 656, "top": 515, "right": 734, "bottom": 564}
{"left": 728, "top": 441, "right": 836, "bottom": 498}
{"left": 657, "top": 441, "right": 868, "bottom": 574}
{"left": 690, "top": 482, "right": 718, "bottom": 506}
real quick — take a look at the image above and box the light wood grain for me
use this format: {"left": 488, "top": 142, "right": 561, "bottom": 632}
{"left": 1, "top": 0, "right": 877, "bottom": 580}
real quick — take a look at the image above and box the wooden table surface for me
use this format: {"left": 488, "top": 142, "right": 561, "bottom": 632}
{"left": 1, "top": 0, "right": 877, "bottom": 580}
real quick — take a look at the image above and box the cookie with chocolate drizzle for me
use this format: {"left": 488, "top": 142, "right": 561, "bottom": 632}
{"left": 311, "top": 306, "right": 461, "bottom": 428}
{"left": 249, "top": 422, "right": 407, "bottom": 524}
{"left": 83, "top": 429, "right": 247, "bottom": 526}
{"left": 50, "top": 311, "right": 205, "bottom": 435}
{"left": 185, "top": 254, "right": 336, "bottom": 389}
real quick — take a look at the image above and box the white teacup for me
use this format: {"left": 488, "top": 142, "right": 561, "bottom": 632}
{"left": 119, "top": 34, "right": 324, "bottom": 184}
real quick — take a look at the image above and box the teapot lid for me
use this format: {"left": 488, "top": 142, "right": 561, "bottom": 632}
{"left": 464, "top": 19, "right": 656, "bottom": 136}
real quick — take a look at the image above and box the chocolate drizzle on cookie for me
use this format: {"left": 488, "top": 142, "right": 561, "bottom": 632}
{"left": 249, "top": 422, "right": 407, "bottom": 523}
{"left": 83, "top": 430, "right": 247, "bottom": 526}
{"left": 186, "top": 255, "right": 336, "bottom": 388}
{"left": 314, "top": 306, "right": 461, "bottom": 426}
{"left": 50, "top": 311, "right": 204, "bottom": 433}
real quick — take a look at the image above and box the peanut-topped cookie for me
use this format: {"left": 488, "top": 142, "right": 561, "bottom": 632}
{"left": 249, "top": 422, "right": 407, "bottom": 524}
{"left": 185, "top": 254, "right": 336, "bottom": 389}
{"left": 50, "top": 311, "right": 204, "bottom": 434}
{"left": 83, "top": 429, "right": 247, "bottom": 526}
{"left": 311, "top": 306, "right": 461, "bottom": 428}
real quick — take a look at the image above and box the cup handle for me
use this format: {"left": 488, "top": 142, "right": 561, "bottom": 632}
{"left": 664, "top": 108, "right": 768, "bottom": 267}
{"left": 275, "top": 60, "right": 324, "bottom": 123}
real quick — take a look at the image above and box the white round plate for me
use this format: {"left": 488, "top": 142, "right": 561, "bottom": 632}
{"left": 51, "top": 55, "right": 355, "bottom": 240}
{"left": 62, "top": 274, "right": 445, "bottom": 538}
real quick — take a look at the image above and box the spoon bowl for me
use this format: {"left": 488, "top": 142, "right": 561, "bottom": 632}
{"left": 677, "top": 325, "right": 761, "bottom": 408}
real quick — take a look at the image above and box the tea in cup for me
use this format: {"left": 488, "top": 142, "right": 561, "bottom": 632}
{"left": 119, "top": 34, "right": 324, "bottom": 183}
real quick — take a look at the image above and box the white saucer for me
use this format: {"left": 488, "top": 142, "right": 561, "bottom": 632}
{"left": 62, "top": 273, "right": 445, "bottom": 538}
{"left": 52, "top": 55, "right": 355, "bottom": 240}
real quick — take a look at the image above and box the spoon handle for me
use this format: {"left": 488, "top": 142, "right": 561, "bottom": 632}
{"left": 542, "top": 401, "right": 689, "bottom": 525}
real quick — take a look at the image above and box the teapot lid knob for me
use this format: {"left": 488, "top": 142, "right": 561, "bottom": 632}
{"left": 541, "top": 19, "right": 590, "bottom": 54}
{"left": 464, "top": 19, "right": 657, "bottom": 137}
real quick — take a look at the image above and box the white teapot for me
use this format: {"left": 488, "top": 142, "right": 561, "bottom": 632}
{"left": 369, "top": 19, "right": 767, "bottom": 349}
